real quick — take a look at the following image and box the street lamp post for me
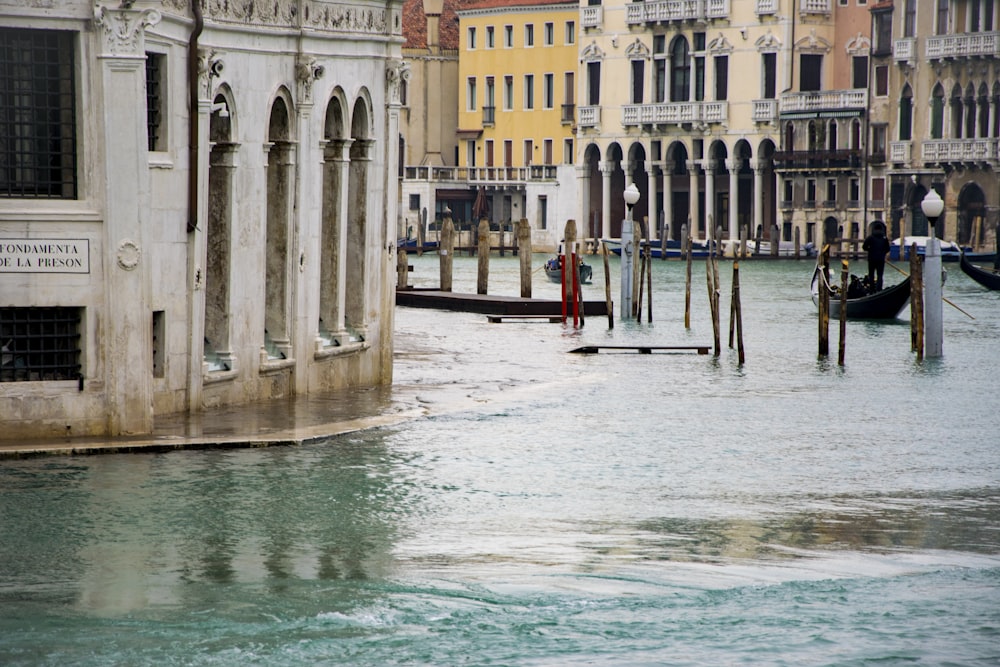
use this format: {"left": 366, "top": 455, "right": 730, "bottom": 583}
{"left": 621, "top": 184, "right": 640, "bottom": 319}
{"left": 921, "top": 189, "right": 944, "bottom": 358}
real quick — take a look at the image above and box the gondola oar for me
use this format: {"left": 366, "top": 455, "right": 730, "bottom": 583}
{"left": 886, "top": 261, "right": 975, "bottom": 320}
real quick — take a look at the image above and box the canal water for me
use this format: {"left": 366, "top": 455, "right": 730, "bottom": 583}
{"left": 2, "top": 254, "right": 999, "bottom": 665}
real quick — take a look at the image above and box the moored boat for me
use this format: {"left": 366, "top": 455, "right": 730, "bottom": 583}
{"left": 810, "top": 265, "right": 911, "bottom": 319}
{"left": 960, "top": 251, "right": 1000, "bottom": 291}
{"left": 544, "top": 255, "right": 592, "bottom": 284}
{"left": 889, "top": 237, "right": 996, "bottom": 264}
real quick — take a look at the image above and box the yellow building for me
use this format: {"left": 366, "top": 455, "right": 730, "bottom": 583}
{"left": 453, "top": 0, "right": 579, "bottom": 238}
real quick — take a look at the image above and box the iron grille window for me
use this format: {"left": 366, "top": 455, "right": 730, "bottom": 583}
{"left": 0, "top": 28, "right": 77, "bottom": 199}
{"left": 1, "top": 307, "right": 82, "bottom": 382}
{"left": 145, "top": 52, "right": 165, "bottom": 152}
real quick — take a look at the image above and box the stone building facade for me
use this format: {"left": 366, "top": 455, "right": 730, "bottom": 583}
{"left": 0, "top": 0, "right": 405, "bottom": 440}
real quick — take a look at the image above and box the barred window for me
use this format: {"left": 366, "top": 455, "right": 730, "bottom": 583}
{"left": 145, "top": 52, "right": 166, "bottom": 152}
{"left": 1, "top": 307, "right": 82, "bottom": 382}
{"left": 0, "top": 28, "right": 77, "bottom": 199}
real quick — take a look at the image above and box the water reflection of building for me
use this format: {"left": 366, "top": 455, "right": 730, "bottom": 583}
{"left": 0, "top": 0, "right": 404, "bottom": 439}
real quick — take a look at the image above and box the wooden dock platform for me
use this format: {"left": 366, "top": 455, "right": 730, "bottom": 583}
{"left": 569, "top": 345, "right": 710, "bottom": 355}
{"left": 396, "top": 288, "right": 609, "bottom": 317}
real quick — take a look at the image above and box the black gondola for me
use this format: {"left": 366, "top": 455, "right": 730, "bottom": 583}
{"left": 544, "top": 256, "right": 592, "bottom": 284}
{"left": 959, "top": 251, "right": 1000, "bottom": 291}
{"left": 811, "top": 266, "right": 911, "bottom": 320}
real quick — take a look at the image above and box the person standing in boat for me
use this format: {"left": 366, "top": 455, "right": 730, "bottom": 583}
{"left": 862, "top": 221, "right": 891, "bottom": 291}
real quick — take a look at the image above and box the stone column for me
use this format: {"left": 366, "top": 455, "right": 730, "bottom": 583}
{"left": 329, "top": 139, "right": 353, "bottom": 334}
{"left": 662, "top": 160, "right": 674, "bottom": 241}
{"left": 752, "top": 159, "right": 765, "bottom": 245}
{"left": 292, "top": 58, "right": 318, "bottom": 393}
{"left": 726, "top": 158, "right": 739, "bottom": 242}
{"left": 577, "top": 165, "right": 592, "bottom": 238}
{"left": 687, "top": 160, "right": 701, "bottom": 238}
{"left": 94, "top": 3, "right": 160, "bottom": 435}
{"left": 704, "top": 159, "right": 715, "bottom": 240}
{"left": 382, "top": 59, "right": 408, "bottom": 382}
{"left": 600, "top": 160, "right": 614, "bottom": 239}
{"left": 647, "top": 164, "right": 659, "bottom": 241}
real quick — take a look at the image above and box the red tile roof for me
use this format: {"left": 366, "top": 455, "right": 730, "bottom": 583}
{"left": 460, "top": 0, "right": 577, "bottom": 9}
{"left": 403, "top": 0, "right": 462, "bottom": 50}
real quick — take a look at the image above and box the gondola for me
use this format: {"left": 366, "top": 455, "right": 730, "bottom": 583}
{"left": 960, "top": 251, "right": 1000, "bottom": 291}
{"left": 544, "top": 255, "right": 592, "bottom": 284}
{"left": 811, "top": 265, "right": 911, "bottom": 319}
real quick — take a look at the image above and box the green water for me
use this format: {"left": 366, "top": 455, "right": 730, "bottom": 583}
{"left": 2, "top": 257, "right": 999, "bottom": 665}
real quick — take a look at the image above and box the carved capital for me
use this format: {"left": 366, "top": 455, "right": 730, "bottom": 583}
{"left": 296, "top": 56, "right": 325, "bottom": 104}
{"left": 386, "top": 59, "right": 411, "bottom": 105}
{"left": 94, "top": 3, "right": 161, "bottom": 57}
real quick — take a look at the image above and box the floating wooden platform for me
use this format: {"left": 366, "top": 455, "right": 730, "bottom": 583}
{"left": 487, "top": 315, "right": 563, "bottom": 323}
{"left": 569, "top": 345, "right": 710, "bottom": 355}
{"left": 396, "top": 288, "right": 609, "bottom": 317}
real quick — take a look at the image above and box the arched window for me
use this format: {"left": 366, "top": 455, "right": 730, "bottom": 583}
{"left": 670, "top": 37, "right": 690, "bottom": 102}
{"left": 951, "top": 84, "right": 964, "bottom": 138}
{"left": 807, "top": 120, "right": 824, "bottom": 152}
{"left": 784, "top": 121, "right": 795, "bottom": 151}
{"left": 930, "top": 84, "right": 944, "bottom": 139}
{"left": 964, "top": 83, "right": 976, "bottom": 138}
{"left": 851, "top": 118, "right": 861, "bottom": 149}
{"left": 992, "top": 82, "right": 1000, "bottom": 138}
{"left": 899, "top": 84, "right": 913, "bottom": 140}
{"left": 828, "top": 120, "right": 838, "bottom": 150}
{"left": 977, "top": 83, "right": 989, "bottom": 138}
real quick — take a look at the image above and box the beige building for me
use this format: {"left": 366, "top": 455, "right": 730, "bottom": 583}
{"left": 882, "top": 0, "right": 999, "bottom": 248}
{"left": 0, "top": 0, "right": 404, "bottom": 440}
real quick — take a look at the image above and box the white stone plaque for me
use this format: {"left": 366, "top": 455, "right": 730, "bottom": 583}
{"left": 0, "top": 239, "right": 90, "bottom": 274}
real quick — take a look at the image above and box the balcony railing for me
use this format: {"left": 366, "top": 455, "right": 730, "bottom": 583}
{"left": 626, "top": 0, "right": 730, "bottom": 26}
{"left": 403, "top": 164, "right": 559, "bottom": 184}
{"left": 772, "top": 149, "right": 862, "bottom": 170}
{"left": 561, "top": 103, "right": 575, "bottom": 125}
{"left": 756, "top": 0, "right": 777, "bottom": 15}
{"left": 922, "top": 138, "right": 999, "bottom": 163}
{"left": 889, "top": 141, "right": 911, "bottom": 164}
{"left": 482, "top": 106, "right": 495, "bottom": 126}
{"left": 581, "top": 6, "right": 602, "bottom": 29}
{"left": 578, "top": 105, "right": 600, "bottom": 128}
{"left": 800, "top": 0, "right": 831, "bottom": 14}
{"left": 894, "top": 37, "right": 915, "bottom": 63}
{"left": 752, "top": 99, "right": 778, "bottom": 123}
{"left": 622, "top": 101, "right": 727, "bottom": 126}
{"left": 780, "top": 89, "right": 867, "bottom": 113}
{"left": 926, "top": 31, "right": 1000, "bottom": 60}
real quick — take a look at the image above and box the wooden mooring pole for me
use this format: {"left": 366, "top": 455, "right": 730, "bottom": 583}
{"left": 683, "top": 223, "right": 692, "bottom": 329}
{"left": 838, "top": 258, "right": 849, "bottom": 366}
{"left": 602, "top": 241, "right": 613, "bottom": 328}
{"left": 517, "top": 218, "right": 532, "bottom": 298}
{"left": 439, "top": 211, "right": 454, "bottom": 292}
{"left": 732, "top": 261, "right": 745, "bottom": 365}
{"left": 564, "top": 219, "right": 578, "bottom": 325}
{"left": 818, "top": 245, "right": 830, "bottom": 357}
{"left": 477, "top": 218, "right": 490, "bottom": 295}
{"left": 396, "top": 248, "right": 409, "bottom": 289}
{"left": 911, "top": 243, "right": 924, "bottom": 360}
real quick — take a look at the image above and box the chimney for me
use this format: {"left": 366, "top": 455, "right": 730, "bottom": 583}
{"left": 424, "top": 0, "right": 443, "bottom": 49}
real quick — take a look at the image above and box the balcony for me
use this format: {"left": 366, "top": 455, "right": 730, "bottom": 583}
{"left": 402, "top": 164, "right": 559, "bottom": 186}
{"left": 752, "top": 99, "right": 778, "bottom": 123}
{"left": 889, "top": 141, "right": 911, "bottom": 164}
{"left": 922, "top": 138, "right": 999, "bottom": 164}
{"left": 581, "top": 5, "right": 602, "bottom": 29}
{"left": 622, "top": 101, "right": 728, "bottom": 127}
{"left": 482, "top": 106, "right": 495, "bottom": 126}
{"left": 756, "top": 0, "right": 777, "bottom": 16}
{"left": 926, "top": 31, "right": 1000, "bottom": 60}
{"left": 578, "top": 105, "right": 600, "bottom": 128}
{"left": 800, "top": 0, "right": 831, "bottom": 15}
{"left": 772, "top": 149, "right": 862, "bottom": 171}
{"left": 894, "top": 37, "right": 915, "bottom": 64}
{"left": 626, "top": 0, "right": 730, "bottom": 26}
{"left": 561, "top": 103, "right": 575, "bottom": 125}
{"left": 780, "top": 89, "right": 867, "bottom": 114}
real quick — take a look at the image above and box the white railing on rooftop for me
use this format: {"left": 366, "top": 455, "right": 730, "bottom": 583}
{"left": 626, "top": 0, "right": 729, "bottom": 25}
{"left": 926, "top": 32, "right": 1000, "bottom": 59}
{"left": 779, "top": 89, "right": 867, "bottom": 113}
{"left": 403, "top": 165, "right": 560, "bottom": 184}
